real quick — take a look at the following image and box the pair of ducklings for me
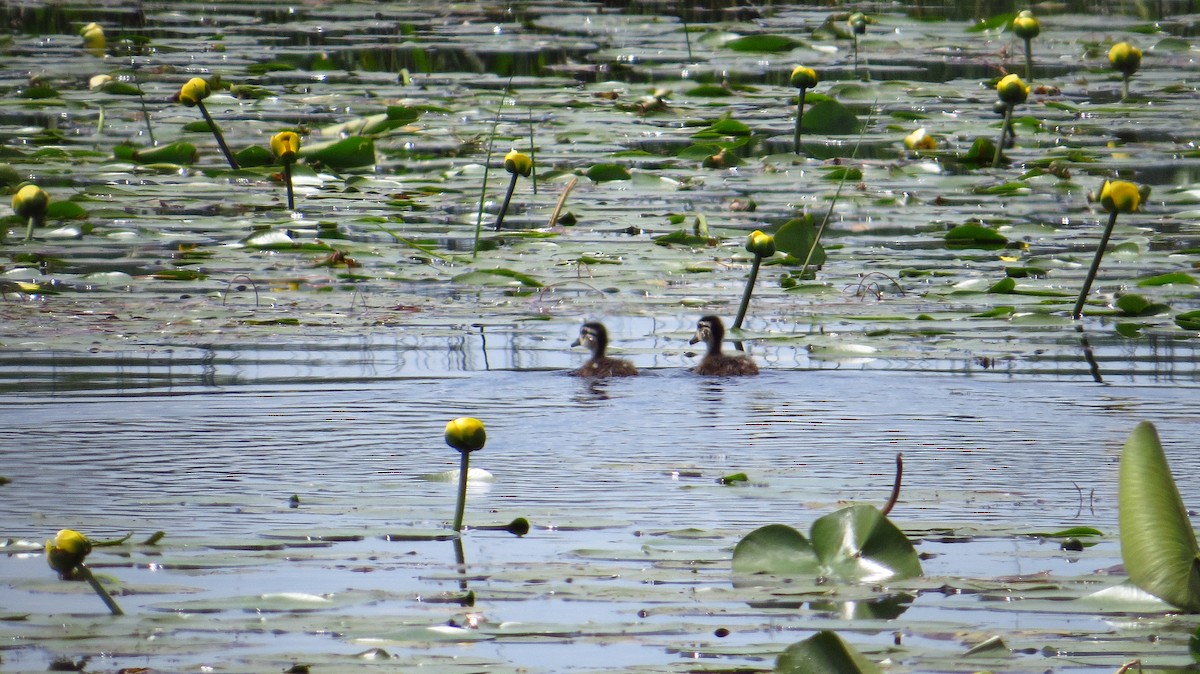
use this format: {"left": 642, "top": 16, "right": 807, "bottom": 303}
{"left": 570, "top": 315, "right": 759, "bottom": 378}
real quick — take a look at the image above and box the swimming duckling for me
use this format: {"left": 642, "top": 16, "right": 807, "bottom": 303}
{"left": 570, "top": 322, "right": 638, "bottom": 378}
{"left": 689, "top": 315, "right": 759, "bottom": 376}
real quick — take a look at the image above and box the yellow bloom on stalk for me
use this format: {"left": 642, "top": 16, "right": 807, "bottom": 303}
{"left": 745, "top": 230, "right": 776, "bottom": 258}
{"left": 1108, "top": 42, "right": 1142, "bottom": 76}
{"left": 80, "top": 22, "right": 105, "bottom": 55}
{"left": 904, "top": 127, "right": 937, "bottom": 151}
{"left": 848, "top": 12, "right": 867, "bottom": 35}
{"left": 789, "top": 65, "right": 818, "bottom": 90}
{"left": 12, "top": 184, "right": 49, "bottom": 221}
{"left": 177, "top": 77, "right": 211, "bottom": 107}
{"left": 45, "top": 529, "right": 92, "bottom": 576}
{"left": 271, "top": 131, "right": 301, "bottom": 163}
{"left": 503, "top": 149, "right": 533, "bottom": 178}
{"left": 996, "top": 73, "right": 1029, "bottom": 105}
{"left": 1099, "top": 180, "right": 1142, "bottom": 214}
{"left": 1012, "top": 10, "right": 1040, "bottom": 40}
{"left": 444, "top": 417, "right": 487, "bottom": 453}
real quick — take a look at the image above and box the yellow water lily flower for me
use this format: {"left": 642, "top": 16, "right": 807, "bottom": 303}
{"left": 271, "top": 131, "right": 301, "bottom": 163}
{"left": 1099, "top": 180, "right": 1142, "bottom": 214}
{"left": 848, "top": 12, "right": 867, "bottom": 35}
{"left": 45, "top": 529, "right": 92, "bottom": 576}
{"left": 504, "top": 149, "right": 533, "bottom": 178}
{"left": 178, "top": 77, "right": 211, "bottom": 107}
{"left": 80, "top": 22, "right": 105, "bottom": 55}
{"left": 1108, "top": 42, "right": 1142, "bottom": 76}
{"left": 12, "top": 184, "right": 49, "bottom": 221}
{"left": 904, "top": 127, "right": 937, "bottom": 151}
{"left": 789, "top": 65, "right": 818, "bottom": 90}
{"left": 996, "top": 73, "right": 1029, "bottom": 105}
{"left": 745, "top": 230, "right": 776, "bottom": 258}
{"left": 445, "top": 417, "right": 486, "bottom": 453}
{"left": 1012, "top": 10, "right": 1040, "bottom": 40}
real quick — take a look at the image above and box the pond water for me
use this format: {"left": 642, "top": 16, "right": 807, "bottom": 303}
{"left": 3, "top": 0, "right": 1200, "bottom": 671}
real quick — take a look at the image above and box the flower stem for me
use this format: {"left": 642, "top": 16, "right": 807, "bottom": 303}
{"left": 78, "top": 565, "right": 123, "bottom": 616}
{"left": 283, "top": 162, "right": 295, "bottom": 210}
{"left": 992, "top": 104, "right": 1013, "bottom": 168}
{"left": 494, "top": 172, "right": 520, "bottom": 231}
{"left": 853, "top": 35, "right": 859, "bottom": 77}
{"left": 24, "top": 215, "right": 43, "bottom": 241}
{"left": 196, "top": 101, "right": 239, "bottom": 170}
{"left": 1121, "top": 74, "right": 1131, "bottom": 101}
{"left": 732, "top": 254, "right": 763, "bottom": 331}
{"left": 1072, "top": 210, "right": 1120, "bottom": 320}
{"left": 452, "top": 450, "right": 471, "bottom": 532}
{"left": 793, "top": 87, "right": 807, "bottom": 154}
{"left": 1024, "top": 38, "right": 1033, "bottom": 82}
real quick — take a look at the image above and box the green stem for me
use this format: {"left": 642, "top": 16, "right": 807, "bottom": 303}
{"left": 132, "top": 67, "right": 155, "bottom": 145}
{"left": 528, "top": 107, "right": 538, "bottom": 196}
{"left": 24, "top": 215, "right": 43, "bottom": 242}
{"left": 452, "top": 450, "right": 471, "bottom": 532}
{"left": 992, "top": 104, "right": 1013, "bottom": 168}
{"left": 1072, "top": 210, "right": 1120, "bottom": 320}
{"left": 1024, "top": 38, "right": 1033, "bottom": 82}
{"left": 283, "top": 161, "right": 295, "bottom": 210}
{"left": 793, "top": 87, "right": 807, "bottom": 154}
{"left": 1122, "top": 74, "right": 1131, "bottom": 101}
{"left": 78, "top": 565, "right": 123, "bottom": 616}
{"left": 732, "top": 254, "right": 763, "bottom": 331}
{"left": 196, "top": 101, "right": 239, "bottom": 170}
{"left": 853, "top": 35, "right": 859, "bottom": 76}
{"left": 494, "top": 172, "right": 520, "bottom": 231}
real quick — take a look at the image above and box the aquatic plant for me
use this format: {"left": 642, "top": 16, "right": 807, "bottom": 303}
{"left": 1072, "top": 179, "right": 1146, "bottom": 319}
{"left": 11, "top": 183, "right": 48, "bottom": 241}
{"left": 444, "top": 417, "right": 487, "bottom": 532}
{"left": 495, "top": 149, "right": 532, "bottom": 231}
{"left": 79, "top": 22, "right": 104, "bottom": 57}
{"left": 1118, "top": 421, "right": 1200, "bottom": 612}
{"left": 992, "top": 73, "right": 1028, "bottom": 168}
{"left": 848, "top": 13, "right": 867, "bottom": 77}
{"left": 1012, "top": 10, "right": 1039, "bottom": 81}
{"left": 45, "top": 529, "right": 123, "bottom": 615}
{"left": 903, "top": 127, "right": 936, "bottom": 152}
{"left": 776, "top": 630, "right": 882, "bottom": 674}
{"left": 732, "top": 230, "right": 775, "bottom": 330}
{"left": 1109, "top": 41, "right": 1142, "bottom": 100}
{"left": 789, "top": 66, "right": 819, "bottom": 153}
{"left": 177, "top": 77, "right": 239, "bottom": 169}
{"left": 270, "top": 131, "right": 301, "bottom": 210}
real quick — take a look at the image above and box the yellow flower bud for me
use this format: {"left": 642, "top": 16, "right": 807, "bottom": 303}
{"left": 848, "top": 12, "right": 867, "bottom": 35}
{"left": 789, "top": 65, "right": 818, "bottom": 90}
{"left": 745, "top": 230, "right": 776, "bottom": 258}
{"left": 271, "top": 131, "right": 301, "bottom": 163}
{"left": 80, "top": 22, "right": 105, "bottom": 54}
{"left": 996, "top": 73, "right": 1029, "bottom": 105}
{"left": 89, "top": 74, "right": 113, "bottom": 91}
{"left": 504, "top": 149, "right": 532, "bottom": 178}
{"left": 45, "top": 529, "right": 92, "bottom": 576}
{"left": 445, "top": 417, "right": 486, "bottom": 453}
{"left": 1099, "top": 180, "right": 1142, "bottom": 214}
{"left": 904, "top": 127, "right": 937, "bottom": 151}
{"left": 12, "top": 184, "right": 49, "bottom": 220}
{"left": 1012, "top": 10, "right": 1040, "bottom": 40}
{"left": 1108, "top": 42, "right": 1142, "bottom": 77}
{"left": 178, "top": 77, "right": 211, "bottom": 107}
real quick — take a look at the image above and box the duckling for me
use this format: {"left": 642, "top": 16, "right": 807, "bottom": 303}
{"left": 689, "top": 315, "right": 759, "bottom": 376}
{"left": 570, "top": 322, "right": 638, "bottom": 378}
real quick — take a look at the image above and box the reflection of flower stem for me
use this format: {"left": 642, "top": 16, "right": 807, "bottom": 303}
{"left": 881, "top": 454, "right": 903, "bottom": 516}
{"left": 78, "top": 565, "right": 123, "bottom": 616}
{"left": 793, "top": 87, "right": 807, "bottom": 154}
{"left": 992, "top": 104, "right": 1013, "bottom": 168}
{"left": 494, "top": 172, "right": 519, "bottom": 231}
{"left": 1072, "top": 210, "right": 1120, "bottom": 320}
{"left": 283, "top": 162, "right": 294, "bottom": 210}
{"left": 452, "top": 450, "right": 471, "bottom": 532}
{"left": 732, "top": 254, "right": 763, "bottom": 331}
{"left": 195, "top": 101, "right": 239, "bottom": 170}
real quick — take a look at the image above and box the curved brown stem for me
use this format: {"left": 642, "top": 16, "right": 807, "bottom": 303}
{"left": 881, "top": 453, "right": 903, "bottom": 517}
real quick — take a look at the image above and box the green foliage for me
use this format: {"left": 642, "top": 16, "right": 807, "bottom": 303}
{"left": 691, "top": 116, "right": 753, "bottom": 138}
{"left": 1176, "top": 310, "right": 1200, "bottom": 330}
{"left": 733, "top": 505, "right": 922, "bottom": 582}
{"left": 585, "top": 164, "right": 632, "bottom": 182}
{"left": 775, "top": 630, "right": 883, "bottom": 674}
{"left": 234, "top": 145, "right": 275, "bottom": 168}
{"left": 1138, "top": 272, "right": 1197, "bottom": 287}
{"left": 1116, "top": 294, "right": 1168, "bottom": 316}
{"left": 944, "top": 223, "right": 1007, "bottom": 247}
{"left": 724, "top": 34, "right": 800, "bottom": 53}
{"left": 1118, "top": 421, "right": 1200, "bottom": 612}
{"left": 773, "top": 216, "right": 826, "bottom": 265}
{"left": 800, "top": 100, "right": 861, "bottom": 135}
{"left": 450, "top": 268, "right": 543, "bottom": 288}
{"left": 118, "top": 142, "right": 199, "bottom": 165}
{"left": 300, "top": 136, "right": 375, "bottom": 169}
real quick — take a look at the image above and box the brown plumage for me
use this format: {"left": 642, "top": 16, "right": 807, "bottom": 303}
{"left": 689, "top": 315, "right": 759, "bottom": 376}
{"left": 570, "top": 322, "right": 638, "bottom": 378}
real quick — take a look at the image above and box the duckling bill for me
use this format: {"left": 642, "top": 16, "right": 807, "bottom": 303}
{"left": 689, "top": 315, "right": 758, "bottom": 376}
{"left": 570, "top": 322, "right": 637, "bottom": 378}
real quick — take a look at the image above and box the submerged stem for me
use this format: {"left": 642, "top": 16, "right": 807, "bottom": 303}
{"left": 732, "top": 254, "right": 763, "bottom": 331}
{"left": 452, "top": 451, "right": 471, "bottom": 532}
{"left": 79, "top": 565, "right": 123, "bottom": 616}
{"left": 992, "top": 104, "right": 1013, "bottom": 168}
{"left": 793, "top": 87, "right": 807, "bottom": 154}
{"left": 1072, "top": 210, "right": 1121, "bottom": 320}
{"left": 196, "top": 101, "right": 239, "bottom": 170}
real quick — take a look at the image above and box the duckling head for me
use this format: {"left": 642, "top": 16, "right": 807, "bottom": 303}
{"left": 690, "top": 315, "right": 725, "bottom": 351}
{"left": 572, "top": 322, "right": 609, "bottom": 356}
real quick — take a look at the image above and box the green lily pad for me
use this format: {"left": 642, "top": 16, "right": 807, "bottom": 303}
{"left": 585, "top": 163, "right": 631, "bottom": 182}
{"left": 724, "top": 34, "right": 800, "bottom": 53}
{"left": 119, "top": 142, "right": 199, "bottom": 165}
{"left": 1175, "top": 310, "right": 1200, "bottom": 331}
{"left": 301, "top": 136, "right": 375, "bottom": 169}
{"left": 800, "top": 99, "right": 861, "bottom": 135}
{"left": 776, "top": 630, "right": 883, "bottom": 674}
{"left": 945, "top": 223, "right": 1007, "bottom": 247}
{"left": 1137, "top": 272, "right": 1197, "bottom": 287}
{"left": 451, "top": 268, "right": 543, "bottom": 287}
{"left": 773, "top": 216, "right": 826, "bottom": 266}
